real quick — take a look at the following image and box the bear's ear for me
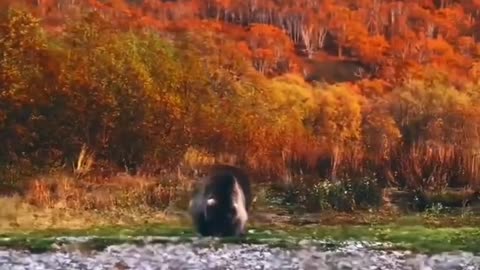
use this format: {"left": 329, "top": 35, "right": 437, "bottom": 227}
{"left": 207, "top": 198, "right": 216, "bottom": 206}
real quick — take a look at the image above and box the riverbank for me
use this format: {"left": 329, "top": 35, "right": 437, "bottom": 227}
{"left": 2, "top": 240, "right": 479, "bottom": 270}
{"left": 1, "top": 211, "right": 480, "bottom": 255}
{"left": 1, "top": 199, "right": 480, "bottom": 269}
{"left": 2, "top": 180, "right": 480, "bottom": 255}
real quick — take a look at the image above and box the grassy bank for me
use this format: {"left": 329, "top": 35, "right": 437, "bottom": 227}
{"left": 1, "top": 199, "right": 480, "bottom": 255}
{"left": 1, "top": 221, "right": 479, "bottom": 255}
{"left": 1, "top": 169, "right": 479, "bottom": 255}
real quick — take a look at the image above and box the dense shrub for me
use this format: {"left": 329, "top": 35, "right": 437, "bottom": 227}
{"left": 0, "top": 9, "right": 285, "bottom": 178}
{"left": 25, "top": 172, "right": 192, "bottom": 211}
{"left": 273, "top": 175, "right": 383, "bottom": 213}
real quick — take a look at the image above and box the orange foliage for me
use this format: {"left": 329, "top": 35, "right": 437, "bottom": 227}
{"left": 6, "top": 0, "right": 480, "bottom": 83}
{"left": 4, "top": 1, "right": 480, "bottom": 192}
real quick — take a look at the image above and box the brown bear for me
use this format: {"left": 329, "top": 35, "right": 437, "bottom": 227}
{"left": 189, "top": 164, "right": 252, "bottom": 237}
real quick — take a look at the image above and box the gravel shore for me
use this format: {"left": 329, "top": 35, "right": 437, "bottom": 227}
{"left": 0, "top": 239, "right": 479, "bottom": 270}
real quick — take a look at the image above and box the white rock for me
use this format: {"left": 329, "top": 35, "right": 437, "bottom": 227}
{"left": 0, "top": 238, "right": 479, "bottom": 269}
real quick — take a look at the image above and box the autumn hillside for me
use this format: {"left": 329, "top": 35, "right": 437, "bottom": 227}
{"left": 17, "top": 0, "right": 480, "bottom": 85}
{"left": 1, "top": 0, "right": 480, "bottom": 211}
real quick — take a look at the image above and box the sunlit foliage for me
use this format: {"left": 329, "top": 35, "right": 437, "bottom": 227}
{"left": 2, "top": 3, "right": 480, "bottom": 193}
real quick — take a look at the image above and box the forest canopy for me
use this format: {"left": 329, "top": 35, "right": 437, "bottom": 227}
{"left": 1, "top": 1, "right": 480, "bottom": 191}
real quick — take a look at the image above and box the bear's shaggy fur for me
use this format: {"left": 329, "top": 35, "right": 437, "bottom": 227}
{"left": 189, "top": 164, "right": 252, "bottom": 237}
